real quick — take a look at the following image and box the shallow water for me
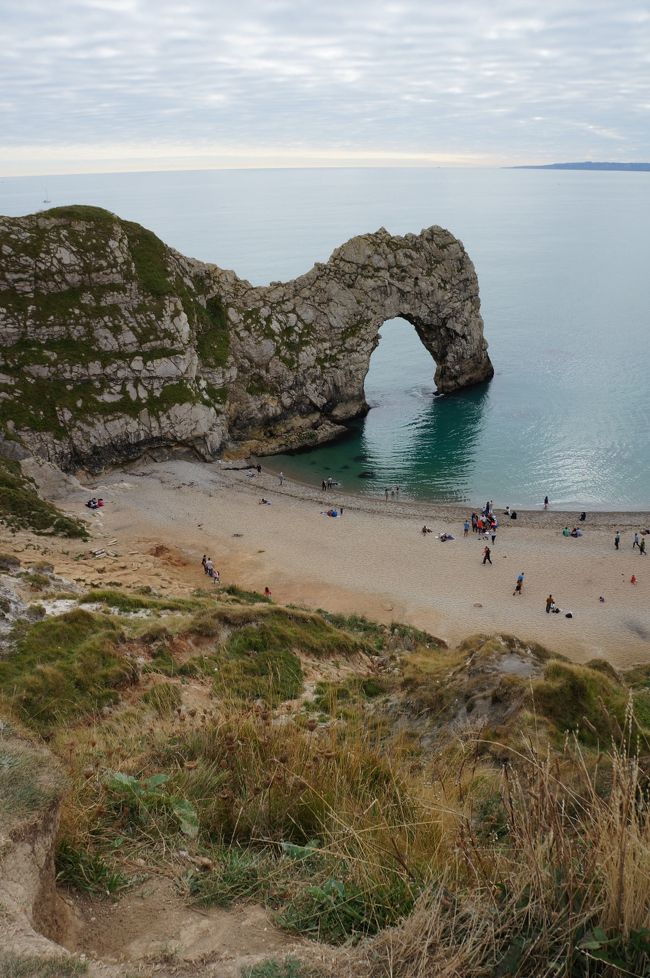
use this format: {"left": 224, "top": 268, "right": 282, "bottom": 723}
{"left": 2, "top": 166, "right": 649, "bottom": 507}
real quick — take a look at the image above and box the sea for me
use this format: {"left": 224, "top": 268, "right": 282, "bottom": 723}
{"left": 2, "top": 166, "right": 649, "bottom": 509}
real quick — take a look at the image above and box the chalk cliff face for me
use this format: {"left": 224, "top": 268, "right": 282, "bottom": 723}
{"left": 0, "top": 206, "right": 493, "bottom": 470}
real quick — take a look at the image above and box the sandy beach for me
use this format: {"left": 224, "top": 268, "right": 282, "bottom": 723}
{"left": 4, "top": 457, "right": 635, "bottom": 671}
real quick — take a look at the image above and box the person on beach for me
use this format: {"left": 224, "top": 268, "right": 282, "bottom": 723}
{"left": 264, "top": 586, "right": 272, "bottom": 598}
{"left": 279, "top": 472, "right": 284, "bottom": 485}
{"left": 321, "top": 480, "right": 326, "bottom": 490}
{"left": 205, "top": 557, "right": 214, "bottom": 576}
{"left": 202, "top": 554, "right": 208, "bottom": 573}
{"left": 579, "top": 511, "right": 586, "bottom": 522}
{"left": 640, "top": 538, "right": 647, "bottom": 556}
{"left": 395, "top": 486, "right": 400, "bottom": 498}
{"left": 544, "top": 495, "right": 549, "bottom": 509}
{"left": 633, "top": 532, "right": 640, "bottom": 550}
{"left": 631, "top": 575, "right": 638, "bottom": 585}
{"left": 385, "top": 488, "right": 389, "bottom": 501}
{"left": 257, "top": 464, "right": 262, "bottom": 474}
{"left": 562, "top": 526, "right": 570, "bottom": 537}
{"left": 260, "top": 497, "right": 271, "bottom": 505}
{"left": 422, "top": 525, "right": 433, "bottom": 534}
{"left": 504, "top": 505, "right": 511, "bottom": 516}
{"left": 513, "top": 572, "right": 524, "bottom": 596}
{"left": 471, "top": 512, "right": 478, "bottom": 532}
{"left": 463, "top": 520, "right": 470, "bottom": 537}
{"left": 546, "top": 594, "right": 554, "bottom": 613}
{"left": 614, "top": 531, "right": 620, "bottom": 550}
{"left": 482, "top": 545, "right": 492, "bottom": 565}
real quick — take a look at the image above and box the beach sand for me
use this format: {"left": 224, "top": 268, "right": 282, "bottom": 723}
{"left": 8, "top": 458, "right": 650, "bottom": 669}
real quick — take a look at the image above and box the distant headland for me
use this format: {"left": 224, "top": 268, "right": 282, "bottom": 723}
{"left": 512, "top": 161, "right": 650, "bottom": 171}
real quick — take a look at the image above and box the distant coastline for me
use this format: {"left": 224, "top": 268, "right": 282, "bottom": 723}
{"left": 512, "top": 161, "right": 650, "bottom": 171}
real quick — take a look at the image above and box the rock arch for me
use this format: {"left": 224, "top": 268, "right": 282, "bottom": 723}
{"left": 214, "top": 224, "right": 494, "bottom": 452}
{"left": 0, "top": 209, "right": 493, "bottom": 467}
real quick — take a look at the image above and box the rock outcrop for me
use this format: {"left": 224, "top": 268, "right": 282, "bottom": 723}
{"left": 0, "top": 205, "right": 493, "bottom": 470}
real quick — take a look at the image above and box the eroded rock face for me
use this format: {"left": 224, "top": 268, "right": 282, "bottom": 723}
{"left": 0, "top": 206, "right": 493, "bottom": 470}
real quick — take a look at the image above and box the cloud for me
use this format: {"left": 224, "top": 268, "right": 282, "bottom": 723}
{"left": 1, "top": 0, "right": 649, "bottom": 174}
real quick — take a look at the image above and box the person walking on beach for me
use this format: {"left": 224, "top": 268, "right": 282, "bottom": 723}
{"left": 463, "top": 520, "right": 470, "bottom": 537}
{"left": 546, "top": 594, "right": 554, "bottom": 613}
{"left": 385, "top": 488, "right": 389, "bottom": 501}
{"left": 202, "top": 554, "right": 208, "bottom": 573}
{"left": 614, "top": 531, "right": 620, "bottom": 550}
{"left": 482, "top": 545, "right": 492, "bottom": 565}
{"left": 491, "top": 528, "right": 497, "bottom": 545}
{"left": 279, "top": 471, "right": 284, "bottom": 485}
{"left": 513, "top": 572, "right": 524, "bottom": 595}
{"left": 641, "top": 537, "right": 647, "bottom": 556}
{"left": 633, "top": 532, "right": 641, "bottom": 550}
{"left": 544, "top": 495, "right": 549, "bottom": 509}
{"left": 471, "top": 512, "right": 478, "bottom": 533}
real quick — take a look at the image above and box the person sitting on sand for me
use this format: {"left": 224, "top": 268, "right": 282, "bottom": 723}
{"left": 504, "top": 505, "right": 511, "bottom": 516}
{"left": 570, "top": 527, "right": 583, "bottom": 537}
{"left": 422, "top": 525, "right": 433, "bottom": 534}
{"left": 562, "top": 526, "right": 570, "bottom": 537}
{"left": 86, "top": 497, "right": 98, "bottom": 509}
{"left": 260, "top": 498, "right": 271, "bottom": 505}
{"left": 438, "top": 532, "right": 455, "bottom": 542}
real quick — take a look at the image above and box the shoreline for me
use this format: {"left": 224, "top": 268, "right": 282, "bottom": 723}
{"left": 229, "top": 458, "right": 650, "bottom": 530}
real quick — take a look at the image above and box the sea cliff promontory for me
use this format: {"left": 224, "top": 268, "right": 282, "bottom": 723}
{"left": 0, "top": 205, "right": 493, "bottom": 471}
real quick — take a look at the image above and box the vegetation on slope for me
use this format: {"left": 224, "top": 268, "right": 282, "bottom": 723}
{"left": 0, "top": 577, "right": 649, "bottom": 976}
{"left": 0, "top": 457, "right": 88, "bottom": 538}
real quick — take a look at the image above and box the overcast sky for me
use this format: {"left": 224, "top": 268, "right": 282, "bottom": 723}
{"left": 2, "top": 0, "right": 649, "bottom": 175}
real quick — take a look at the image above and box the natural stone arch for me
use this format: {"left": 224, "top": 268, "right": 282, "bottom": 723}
{"left": 214, "top": 225, "right": 494, "bottom": 452}
{"left": 0, "top": 208, "right": 493, "bottom": 468}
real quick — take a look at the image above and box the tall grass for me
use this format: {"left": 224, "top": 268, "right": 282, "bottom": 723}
{"left": 344, "top": 716, "right": 650, "bottom": 977}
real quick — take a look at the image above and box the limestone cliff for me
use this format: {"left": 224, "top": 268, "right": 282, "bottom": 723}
{"left": 0, "top": 205, "right": 493, "bottom": 470}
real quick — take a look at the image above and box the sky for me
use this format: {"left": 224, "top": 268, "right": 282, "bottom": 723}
{"left": 1, "top": 0, "right": 649, "bottom": 176}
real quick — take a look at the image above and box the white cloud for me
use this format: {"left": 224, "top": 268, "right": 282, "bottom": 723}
{"left": 1, "top": 0, "right": 649, "bottom": 174}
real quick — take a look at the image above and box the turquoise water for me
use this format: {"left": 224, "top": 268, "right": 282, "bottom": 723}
{"left": 2, "top": 167, "right": 649, "bottom": 508}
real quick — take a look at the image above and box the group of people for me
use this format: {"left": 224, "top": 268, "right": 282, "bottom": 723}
{"left": 384, "top": 486, "right": 401, "bottom": 500}
{"left": 85, "top": 497, "right": 105, "bottom": 510}
{"left": 201, "top": 554, "right": 220, "bottom": 583}
{"left": 468, "top": 505, "right": 499, "bottom": 544}
{"left": 562, "top": 526, "right": 583, "bottom": 538}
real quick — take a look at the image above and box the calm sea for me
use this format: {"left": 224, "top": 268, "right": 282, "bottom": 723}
{"left": 2, "top": 167, "right": 649, "bottom": 509}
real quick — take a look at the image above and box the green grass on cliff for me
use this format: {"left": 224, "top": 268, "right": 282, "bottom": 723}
{"left": 0, "top": 609, "right": 136, "bottom": 734}
{"left": 0, "top": 457, "right": 88, "bottom": 538}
